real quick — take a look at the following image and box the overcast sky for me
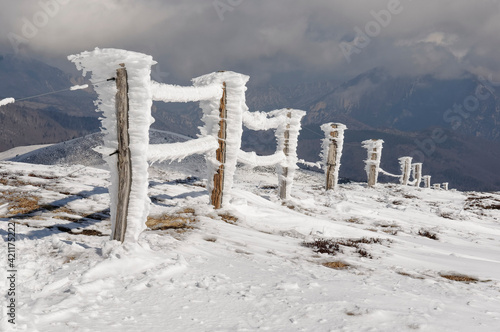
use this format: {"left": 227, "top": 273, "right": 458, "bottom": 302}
{"left": 1, "top": 0, "right": 500, "bottom": 86}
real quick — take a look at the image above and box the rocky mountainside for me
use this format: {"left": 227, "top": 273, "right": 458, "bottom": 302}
{"left": 1, "top": 57, "right": 499, "bottom": 190}
{"left": 0, "top": 54, "right": 98, "bottom": 151}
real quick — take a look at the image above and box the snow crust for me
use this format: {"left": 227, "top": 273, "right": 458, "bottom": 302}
{"left": 69, "top": 84, "right": 89, "bottom": 91}
{"left": 0, "top": 97, "right": 15, "bottom": 107}
{"left": 2, "top": 161, "right": 500, "bottom": 331}
{"left": 320, "top": 123, "right": 347, "bottom": 190}
{"left": 148, "top": 136, "right": 218, "bottom": 164}
{"left": 69, "top": 48, "right": 157, "bottom": 242}
{"left": 151, "top": 81, "right": 222, "bottom": 103}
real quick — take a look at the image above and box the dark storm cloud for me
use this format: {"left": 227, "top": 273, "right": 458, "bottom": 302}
{"left": 1, "top": 0, "right": 499, "bottom": 84}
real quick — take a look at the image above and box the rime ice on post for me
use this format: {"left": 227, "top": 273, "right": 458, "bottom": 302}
{"left": 321, "top": 123, "right": 347, "bottom": 190}
{"left": 193, "top": 71, "right": 250, "bottom": 208}
{"left": 422, "top": 175, "right": 432, "bottom": 189}
{"left": 362, "top": 139, "right": 384, "bottom": 187}
{"left": 412, "top": 163, "right": 423, "bottom": 187}
{"left": 442, "top": 182, "right": 449, "bottom": 190}
{"left": 239, "top": 108, "right": 305, "bottom": 200}
{"left": 399, "top": 157, "right": 413, "bottom": 186}
{"left": 273, "top": 109, "right": 305, "bottom": 200}
{"left": 68, "top": 48, "right": 156, "bottom": 242}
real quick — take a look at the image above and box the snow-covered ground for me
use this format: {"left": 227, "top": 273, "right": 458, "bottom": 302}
{"left": 1, "top": 155, "right": 500, "bottom": 331}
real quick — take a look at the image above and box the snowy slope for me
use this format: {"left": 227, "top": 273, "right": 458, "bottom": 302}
{"left": 1, "top": 158, "right": 500, "bottom": 331}
{"left": 3, "top": 129, "right": 193, "bottom": 167}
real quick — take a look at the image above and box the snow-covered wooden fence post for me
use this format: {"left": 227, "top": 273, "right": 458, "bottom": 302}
{"left": 114, "top": 64, "right": 132, "bottom": 242}
{"left": 276, "top": 109, "right": 305, "bottom": 200}
{"left": 69, "top": 48, "right": 156, "bottom": 243}
{"left": 279, "top": 111, "right": 292, "bottom": 200}
{"left": 433, "top": 183, "right": 441, "bottom": 189}
{"left": 442, "top": 182, "right": 449, "bottom": 190}
{"left": 399, "top": 157, "right": 412, "bottom": 186}
{"left": 412, "top": 163, "right": 423, "bottom": 187}
{"left": 362, "top": 139, "right": 384, "bottom": 187}
{"left": 321, "top": 123, "right": 347, "bottom": 190}
{"left": 195, "top": 71, "right": 249, "bottom": 208}
{"left": 422, "top": 175, "right": 431, "bottom": 188}
{"left": 211, "top": 82, "right": 227, "bottom": 209}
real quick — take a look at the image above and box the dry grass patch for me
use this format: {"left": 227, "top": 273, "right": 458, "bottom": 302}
{"left": 147, "top": 208, "right": 196, "bottom": 231}
{"left": 418, "top": 229, "right": 439, "bottom": 240}
{"left": 440, "top": 274, "right": 478, "bottom": 283}
{"left": 345, "top": 217, "right": 363, "bottom": 224}
{"left": 0, "top": 191, "right": 41, "bottom": 215}
{"left": 303, "top": 237, "right": 387, "bottom": 259}
{"left": 397, "top": 271, "right": 425, "bottom": 280}
{"left": 219, "top": 213, "right": 238, "bottom": 224}
{"left": 323, "top": 261, "right": 350, "bottom": 270}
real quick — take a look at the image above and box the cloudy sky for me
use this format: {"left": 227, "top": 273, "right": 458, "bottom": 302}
{"left": 1, "top": 0, "right": 500, "bottom": 86}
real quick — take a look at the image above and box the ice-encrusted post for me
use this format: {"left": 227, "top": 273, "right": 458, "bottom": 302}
{"left": 321, "top": 123, "right": 347, "bottom": 190}
{"left": 276, "top": 109, "right": 305, "bottom": 200}
{"left": 442, "top": 182, "right": 449, "bottom": 191}
{"left": 399, "top": 157, "right": 412, "bottom": 186}
{"left": 433, "top": 183, "right": 441, "bottom": 189}
{"left": 69, "top": 48, "right": 156, "bottom": 242}
{"left": 362, "top": 139, "right": 384, "bottom": 187}
{"left": 212, "top": 82, "right": 227, "bottom": 209}
{"left": 423, "top": 175, "right": 431, "bottom": 189}
{"left": 412, "top": 163, "right": 423, "bottom": 187}
{"left": 195, "top": 71, "right": 249, "bottom": 208}
{"left": 279, "top": 111, "right": 291, "bottom": 200}
{"left": 114, "top": 64, "right": 132, "bottom": 242}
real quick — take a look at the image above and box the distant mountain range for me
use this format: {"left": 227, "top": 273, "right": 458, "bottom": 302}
{"left": 1, "top": 54, "right": 499, "bottom": 191}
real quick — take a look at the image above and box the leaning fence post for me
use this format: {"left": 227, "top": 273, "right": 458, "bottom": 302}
{"left": 279, "top": 111, "right": 292, "bottom": 200}
{"left": 362, "top": 139, "right": 384, "bottom": 187}
{"left": 399, "top": 157, "right": 412, "bottom": 186}
{"left": 422, "top": 175, "right": 431, "bottom": 188}
{"left": 412, "top": 163, "right": 423, "bottom": 187}
{"left": 211, "top": 82, "right": 227, "bottom": 209}
{"left": 113, "top": 64, "right": 132, "bottom": 242}
{"left": 321, "top": 123, "right": 347, "bottom": 190}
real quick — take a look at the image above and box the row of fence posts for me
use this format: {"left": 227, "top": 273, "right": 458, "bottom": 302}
{"left": 103, "top": 59, "right": 448, "bottom": 242}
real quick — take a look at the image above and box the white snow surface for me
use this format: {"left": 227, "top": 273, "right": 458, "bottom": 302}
{"left": 0, "top": 98, "right": 15, "bottom": 107}
{"left": 1, "top": 160, "right": 500, "bottom": 331}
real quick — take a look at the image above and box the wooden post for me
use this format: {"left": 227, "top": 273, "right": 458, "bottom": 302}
{"left": 368, "top": 148, "right": 378, "bottom": 187}
{"left": 325, "top": 124, "right": 339, "bottom": 190}
{"left": 113, "top": 64, "right": 132, "bottom": 242}
{"left": 412, "top": 163, "right": 423, "bottom": 187}
{"left": 362, "top": 139, "right": 383, "bottom": 188}
{"left": 442, "top": 182, "right": 449, "bottom": 190}
{"left": 211, "top": 82, "right": 227, "bottom": 209}
{"left": 433, "top": 183, "right": 441, "bottom": 189}
{"left": 422, "top": 175, "right": 431, "bottom": 188}
{"left": 399, "top": 157, "right": 412, "bottom": 186}
{"left": 279, "top": 111, "right": 292, "bottom": 200}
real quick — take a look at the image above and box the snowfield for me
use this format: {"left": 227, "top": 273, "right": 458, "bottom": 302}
{"left": 1, "top": 155, "right": 500, "bottom": 331}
